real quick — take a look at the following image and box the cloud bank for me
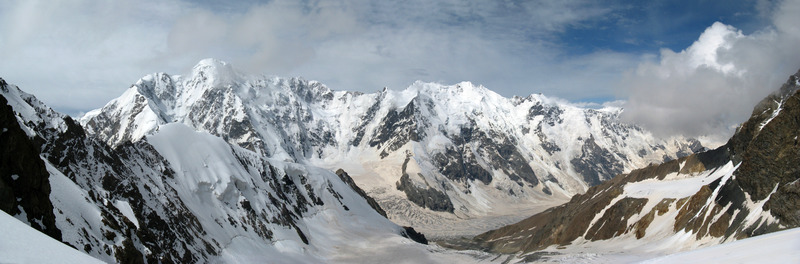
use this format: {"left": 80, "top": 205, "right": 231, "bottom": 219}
{"left": 0, "top": 0, "right": 632, "bottom": 114}
{"left": 620, "top": 0, "right": 800, "bottom": 144}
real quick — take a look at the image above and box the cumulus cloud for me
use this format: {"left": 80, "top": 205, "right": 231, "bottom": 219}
{"left": 620, "top": 0, "right": 800, "bottom": 145}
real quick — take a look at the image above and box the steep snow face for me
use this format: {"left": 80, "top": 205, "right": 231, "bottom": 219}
{"left": 80, "top": 59, "right": 701, "bottom": 235}
{"left": 0, "top": 80, "right": 67, "bottom": 136}
{"left": 145, "top": 123, "right": 412, "bottom": 263}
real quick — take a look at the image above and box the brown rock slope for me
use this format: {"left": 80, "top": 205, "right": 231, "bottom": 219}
{"left": 474, "top": 69, "right": 800, "bottom": 254}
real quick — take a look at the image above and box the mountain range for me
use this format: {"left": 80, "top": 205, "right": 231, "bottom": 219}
{"left": 2, "top": 59, "right": 797, "bottom": 263}
{"left": 0, "top": 76, "right": 444, "bottom": 263}
{"left": 79, "top": 59, "right": 701, "bottom": 237}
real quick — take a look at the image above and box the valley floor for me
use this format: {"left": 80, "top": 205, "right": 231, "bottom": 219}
{"left": 387, "top": 197, "right": 568, "bottom": 240}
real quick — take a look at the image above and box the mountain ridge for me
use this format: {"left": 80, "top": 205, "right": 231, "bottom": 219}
{"left": 80, "top": 59, "right": 702, "bottom": 236}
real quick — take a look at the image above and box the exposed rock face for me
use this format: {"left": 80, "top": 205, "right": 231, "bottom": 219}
{"left": 397, "top": 173, "right": 455, "bottom": 213}
{"left": 728, "top": 70, "right": 800, "bottom": 227}
{"left": 396, "top": 156, "right": 454, "bottom": 212}
{"left": 401, "top": 226, "right": 428, "bottom": 245}
{"left": 369, "top": 100, "right": 425, "bottom": 158}
{"left": 474, "top": 69, "right": 800, "bottom": 254}
{"left": 336, "top": 169, "right": 387, "bottom": 218}
{"left": 0, "top": 86, "right": 61, "bottom": 241}
{"left": 570, "top": 135, "right": 624, "bottom": 186}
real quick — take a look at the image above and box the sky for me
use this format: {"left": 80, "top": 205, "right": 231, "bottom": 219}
{"left": 1, "top": 0, "right": 799, "bottom": 143}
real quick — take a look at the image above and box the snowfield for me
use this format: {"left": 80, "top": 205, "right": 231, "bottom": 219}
{"left": 0, "top": 210, "right": 104, "bottom": 264}
{"left": 641, "top": 227, "right": 800, "bottom": 264}
{"left": 492, "top": 227, "right": 800, "bottom": 264}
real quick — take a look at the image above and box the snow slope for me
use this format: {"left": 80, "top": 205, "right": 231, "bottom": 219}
{"left": 146, "top": 123, "right": 407, "bottom": 263}
{"left": 642, "top": 227, "right": 800, "bottom": 264}
{"left": 487, "top": 227, "right": 800, "bottom": 264}
{"left": 0, "top": 210, "right": 104, "bottom": 264}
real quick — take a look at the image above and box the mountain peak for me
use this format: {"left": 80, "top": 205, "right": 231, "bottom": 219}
{"left": 194, "top": 58, "right": 230, "bottom": 70}
{"left": 189, "top": 58, "right": 239, "bottom": 87}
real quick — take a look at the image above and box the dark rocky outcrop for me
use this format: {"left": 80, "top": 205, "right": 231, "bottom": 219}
{"left": 335, "top": 169, "right": 387, "bottom": 218}
{"left": 527, "top": 101, "right": 564, "bottom": 126}
{"left": 570, "top": 135, "right": 624, "bottom": 186}
{"left": 396, "top": 155, "right": 454, "bottom": 212}
{"left": 369, "top": 100, "right": 425, "bottom": 158}
{"left": 583, "top": 197, "right": 648, "bottom": 240}
{"left": 396, "top": 173, "right": 454, "bottom": 213}
{"left": 728, "top": 70, "right": 800, "bottom": 227}
{"left": 401, "top": 226, "right": 428, "bottom": 245}
{"left": 0, "top": 91, "right": 61, "bottom": 241}
{"left": 431, "top": 125, "right": 494, "bottom": 185}
{"left": 433, "top": 122, "right": 538, "bottom": 186}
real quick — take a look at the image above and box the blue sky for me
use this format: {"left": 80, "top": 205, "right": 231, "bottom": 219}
{"left": 1, "top": 0, "right": 799, "bottom": 142}
{"left": 560, "top": 1, "right": 767, "bottom": 53}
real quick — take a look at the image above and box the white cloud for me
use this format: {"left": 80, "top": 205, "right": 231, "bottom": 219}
{"left": 0, "top": 0, "right": 187, "bottom": 113}
{"left": 0, "top": 0, "right": 623, "bottom": 115}
{"left": 620, "top": 0, "right": 800, "bottom": 145}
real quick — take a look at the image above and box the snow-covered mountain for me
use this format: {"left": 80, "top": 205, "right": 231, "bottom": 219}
{"left": 472, "top": 69, "right": 800, "bottom": 258}
{"left": 0, "top": 78, "right": 463, "bottom": 263}
{"left": 80, "top": 59, "right": 701, "bottom": 235}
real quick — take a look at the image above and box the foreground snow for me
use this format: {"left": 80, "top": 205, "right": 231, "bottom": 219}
{"left": 642, "top": 227, "right": 800, "bottom": 264}
{"left": 0, "top": 210, "right": 104, "bottom": 264}
{"left": 494, "top": 227, "right": 800, "bottom": 263}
